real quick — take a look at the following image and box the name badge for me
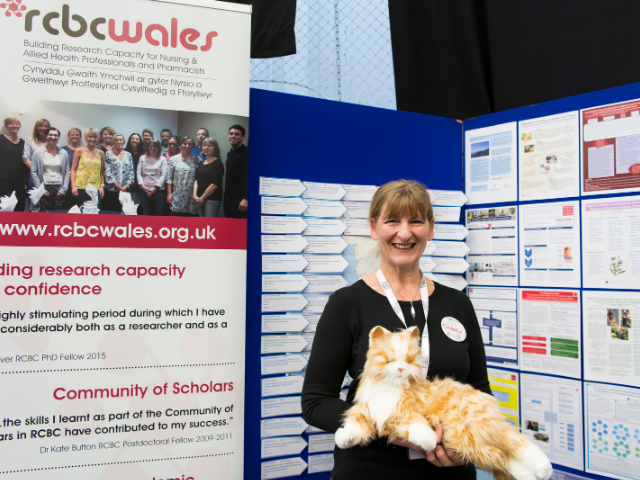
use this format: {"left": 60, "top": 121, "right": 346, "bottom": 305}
{"left": 441, "top": 317, "right": 466, "bottom": 342}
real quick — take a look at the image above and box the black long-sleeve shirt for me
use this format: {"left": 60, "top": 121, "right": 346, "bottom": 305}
{"left": 224, "top": 143, "right": 248, "bottom": 201}
{"left": 301, "top": 279, "right": 491, "bottom": 480}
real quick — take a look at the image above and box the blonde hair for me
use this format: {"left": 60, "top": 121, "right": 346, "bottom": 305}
{"left": 369, "top": 180, "right": 434, "bottom": 224}
{"left": 84, "top": 128, "right": 100, "bottom": 142}
{"left": 3, "top": 117, "right": 20, "bottom": 128}
{"left": 31, "top": 118, "right": 50, "bottom": 142}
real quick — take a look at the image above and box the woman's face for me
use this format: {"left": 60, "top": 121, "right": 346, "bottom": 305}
{"left": 370, "top": 205, "right": 433, "bottom": 270}
{"left": 147, "top": 143, "right": 158, "bottom": 156}
{"left": 129, "top": 135, "right": 141, "bottom": 148}
{"left": 86, "top": 133, "right": 98, "bottom": 147}
{"left": 69, "top": 130, "right": 81, "bottom": 145}
{"left": 101, "top": 130, "right": 112, "bottom": 145}
{"left": 181, "top": 139, "right": 194, "bottom": 155}
{"left": 168, "top": 138, "right": 179, "bottom": 154}
{"left": 46, "top": 130, "right": 60, "bottom": 147}
{"left": 202, "top": 142, "right": 214, "bottom": 157}
{"left": 38, "top": 121, "right": 50, "bottom": 138}
{"left": 113, "top": 136, "right": 124, "bottom": 150}
{"left": 6, "top": 120, "right": 20, "bottom": 134}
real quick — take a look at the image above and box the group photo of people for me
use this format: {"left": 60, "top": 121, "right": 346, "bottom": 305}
{"left": 0, "top": 97, "right": 249, "bottom": 218}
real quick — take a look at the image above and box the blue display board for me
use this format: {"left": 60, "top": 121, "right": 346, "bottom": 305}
{"left": 246, "top": 88, "right": 463, "bottom": 479}
{"left": 247, "top": 82, "right": 640, "bottom": 480}
{"left": 464, "top": 82, "right": 640, "bottom": 480}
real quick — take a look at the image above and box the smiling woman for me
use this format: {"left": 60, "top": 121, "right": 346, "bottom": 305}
{"left": 302, "top": 180, "right": 491, "bottom": 480}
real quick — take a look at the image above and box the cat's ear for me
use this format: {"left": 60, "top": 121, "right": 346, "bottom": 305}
{"left": 407, "top": 325, "right": 420, "bottom": 341}
{"left": 370, "top": 325, "right": 389, "bottom": 344}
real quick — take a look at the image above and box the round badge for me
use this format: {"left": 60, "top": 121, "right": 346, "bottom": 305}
{"left": 441, "top": 317, "right": 466, "bottom": 342}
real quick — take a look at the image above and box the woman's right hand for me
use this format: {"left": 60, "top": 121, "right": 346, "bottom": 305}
{"left": 166, "top": 193, "right": 172, "bottom": 205}
{"left": 72, "top": 186, "right": 78, "bottom": 196}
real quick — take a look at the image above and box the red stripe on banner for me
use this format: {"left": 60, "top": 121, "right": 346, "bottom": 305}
{"left": 522, "top": 341, "right": 546, "bottom": 347}
{"left": 523, "top": 347, "right": 547, "bottom": 355}
{"left": 0, "top": 213, "right": 246, "bottom": 250}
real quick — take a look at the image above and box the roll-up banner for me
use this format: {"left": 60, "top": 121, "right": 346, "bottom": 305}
{"left": 0, "top": 0, "right": 250, "bottom": 478}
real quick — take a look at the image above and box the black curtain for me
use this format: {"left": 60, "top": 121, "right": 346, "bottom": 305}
{"left": 217, "top": 0, "right": 297, "bottom": 58}
{"left": 390, "top": 0, "right": 640, "bottom": 120}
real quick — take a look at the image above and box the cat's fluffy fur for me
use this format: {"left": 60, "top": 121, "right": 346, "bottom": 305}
{"left": 335, "top": 326, "right": 553, "bottom": 480}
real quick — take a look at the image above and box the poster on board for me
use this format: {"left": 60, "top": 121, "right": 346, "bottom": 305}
{"left": 0, "top": 0, "right": 250, "bottom": 478}
{"left": 581, "top": 99, "right": 640, "bottom": 195}
{"left": 518, "top": 111, "right": 579, "bottom": 201}
{"left": 464, "top": 122, "right": 517, "bottom": 205}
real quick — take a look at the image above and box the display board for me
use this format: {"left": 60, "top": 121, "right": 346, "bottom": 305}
{"left": 246, "top": 89, "right": 464, "bottom": 479}
{"left": 0, "top": 1, "right": 250, "bottom": 478}
{"left": 463, "top": 81, "right": 640, "bottom": 480}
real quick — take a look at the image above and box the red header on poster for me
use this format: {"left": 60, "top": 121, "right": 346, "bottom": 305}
{"left": 521, "top": 290, "right": 578, "bottom": 302}
{"left": 583, "top": 100, "right": 640, "bottom": 120}
{"left": 0, "top": 213, "right": 246, "bottom": 250}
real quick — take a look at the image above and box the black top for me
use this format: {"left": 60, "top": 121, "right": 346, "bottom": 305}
{"left": 0, "top": 136, "right": 27, "bottom": 181}
{"left": 301, "top": 280, "right": 491, "bottom": 480}
{"left": 224, "top": 143, "right": 248, "bottom": 201}
{"left": 195, "top": 158, "right": 224, "bottom": 201}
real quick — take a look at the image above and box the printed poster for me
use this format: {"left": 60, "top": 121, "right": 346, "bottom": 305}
{"left": 0, "top": 0, "right": 251, "bottom": 478}
{"left": 582, "top": 99, "right": 640, "bottom": 195}
{"left": 465, "top": 123, "right": 517, "bottom": 205}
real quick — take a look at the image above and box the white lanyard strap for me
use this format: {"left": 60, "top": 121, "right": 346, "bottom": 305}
{"left": 375, "top": 268, "right": 430, "bottom": 378}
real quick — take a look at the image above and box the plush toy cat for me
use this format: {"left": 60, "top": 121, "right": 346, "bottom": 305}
{"left": 335, "top": 326, "right": 553, "bottom": 480}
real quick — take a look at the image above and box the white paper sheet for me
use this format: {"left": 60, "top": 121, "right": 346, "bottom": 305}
{"left": 582, "top": 196, "right": 640, "bottom": 289}
{"left": 518, "top": 111, "right": 580, "bottom": 201}
{"left": 466, "top": 206, "right": 518, "bottom": 286}
{"left": 465, "top": 122, "right": 517, "bottom": 204}
{"left": 468, "top": 287, "right": 518, "bottom": 367}
{"left": 583, "top": 290, "right": 640, "bottom": 387}
{"left": 519, "top": 201, "right": 581, "bottom": 288}
{"left": 521, "top": 374, "right": 583, "bottom": 470}
{"left": 585, "top": 382, "right": 640, "bottom": 480}
{"left": 519, "top": 289, "right": 581, "bottom": 379}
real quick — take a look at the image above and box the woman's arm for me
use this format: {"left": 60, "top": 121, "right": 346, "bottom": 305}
{"left": 70, "top": 149, "right": 81, "bottom": 196}
{"left": 30, "top": 151, "right": 41, "bottom": 189}
{"left": 99, "top": 152, "right": 105, "bottom": 198}
{"left": 301, "top": 294, "right": 353, "bottom": 433}
{"left": 199, "top": 183, "right": 216, "bottom": 202}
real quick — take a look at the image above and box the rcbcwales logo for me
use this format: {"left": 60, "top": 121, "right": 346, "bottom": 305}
{"left": 1, "top": 0, "right": 27, "bottom": 17}
{"left": 10, "top": 3, "right": 218, "bottom": 51}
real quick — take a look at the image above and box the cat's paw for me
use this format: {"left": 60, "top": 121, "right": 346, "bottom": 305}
{"left": 517, "top": 443, "right": 553, "bottom": 480}
{"left": 407, "top": 423, "right": 438, "bottom": 451}
{"left": 508, "top": 458, "right": 538, "bottom": 480}
{"left": 335, "top": 423, "right": 363, "bottom": 449}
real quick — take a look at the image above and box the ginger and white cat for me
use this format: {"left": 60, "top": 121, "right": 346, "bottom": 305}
{"left": 335, "top": 326, "right": 553, "bottom": 480}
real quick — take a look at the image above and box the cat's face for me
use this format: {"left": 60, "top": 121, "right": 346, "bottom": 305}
{"left": 365, "top": 326, "right": 422, "bottom": 384}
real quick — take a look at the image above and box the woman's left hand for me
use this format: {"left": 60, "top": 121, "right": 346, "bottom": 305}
{"left": 424, "top": 425, "right": 465, "bottom": 467}
{"left": 99, "top": 187, "right": 104, "bottom": 198}
{"left": 57, "top": 192, "right": 63, "bottom": 196}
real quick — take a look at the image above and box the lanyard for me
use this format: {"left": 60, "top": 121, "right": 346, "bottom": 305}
{"left": 375, "top": 268, "right": 430, "bottom": 379}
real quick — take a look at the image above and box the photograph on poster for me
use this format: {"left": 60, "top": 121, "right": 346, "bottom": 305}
{"left": 464, "top": 122, "right": 517, "bottom": 205}
{"left": 583, "top": 291, "right": 640, "bottom": 387}
{"left": 581, "top": 99, "right": 640, "bottom": 195}
{"left": 0, "top": 96, "right": 249, "bottom": 218}
{"left": 518, "top": 111, "right": 579, "bottom": 201}
{"left": 581, "top": 196, "right": 640, "bottom": 289}
{"left": 519, "top": 201, "right": 580, "bottom": 288}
